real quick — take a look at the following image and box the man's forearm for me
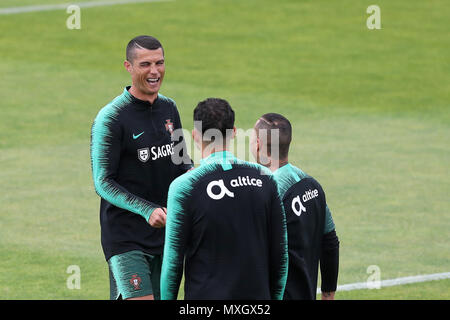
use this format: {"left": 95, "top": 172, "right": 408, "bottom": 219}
{"left": 320, "top": 230, "right": 340, "bottom": 293}
{"left": 93, "top": 175, "right": 160, "bottom": 222}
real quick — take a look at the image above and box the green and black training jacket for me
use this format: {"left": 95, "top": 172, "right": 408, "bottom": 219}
{"left": 90, "top": 87, "right": 192, "bottom": 261}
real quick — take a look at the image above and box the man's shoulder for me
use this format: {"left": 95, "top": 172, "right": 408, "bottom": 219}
{"left": 170, "top": 163, "right": 218, "bottom": 188}
{"left": 273, "top": 164, "right": 309, "bottom": 198}
{"left": 168, "top": 166, "right": 200, "bottom": 195}
{"left": 274, "top": 163, "right": 308, "bottom": 181}
{"left": 233, "top": 160, "right": 274, "bottom": 178}
{"left": 289, "top": 164, "right": 322, "bottom": 188}
{"left": 288, "top": 163, "right": 309, "bottom": 178}
{"left": 157, "top": 93, "right": 177, "bottom": 108}
{"left": 94, "top": 91, "right": 131, "bottom": 123}
{"left": 276, "top": 164, "right": 327, "bottom": 201}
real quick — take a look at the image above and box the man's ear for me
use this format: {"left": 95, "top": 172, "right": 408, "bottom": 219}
{"left": 124, "top": 60, "right": 132, "bottom": 73}
{"left": 192, "top": 128, "right": 201, "bottom": 150}
{"left": 231, "top": 126, "right": 237, "bottom": 139}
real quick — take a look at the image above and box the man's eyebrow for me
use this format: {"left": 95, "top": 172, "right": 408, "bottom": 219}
{"left": 139, "top": 58, "right": 164, "bottom": 64}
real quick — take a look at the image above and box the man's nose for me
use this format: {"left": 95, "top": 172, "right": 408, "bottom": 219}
{"left": 149, "top": 64, "right": 158, "bottom": 74}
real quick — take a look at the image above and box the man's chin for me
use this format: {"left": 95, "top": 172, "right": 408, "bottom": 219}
{"left": 137, "top": 84, "right": 160, "bottom": 97}
{"left": 147, "top": 83, "right": 162, "bottom": 94}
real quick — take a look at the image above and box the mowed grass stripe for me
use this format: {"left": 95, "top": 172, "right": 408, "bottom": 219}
{"left": 0, "top": 0, "right": 173, "bottom": 15}
{"left": 331, "top": 279, "right": 450, "bottom": 300}
{"left": 317, "top": 272, "right": 450, "bottom": 293}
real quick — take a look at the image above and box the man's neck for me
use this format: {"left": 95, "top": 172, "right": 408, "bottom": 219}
{"left": 202, "top": 146, "right": 228, "bottom": 159}
{"left": 129, "top": 86, "right": 158, "bottom": 104}
{"left": 266, "top": 158, "right": 289, "bottom": 172}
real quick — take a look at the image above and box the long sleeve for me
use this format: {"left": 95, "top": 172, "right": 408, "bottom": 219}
{"left": 320, "top": 202, "right": 339, "bottom": 292}
{"left": 320, "top": 229, "right": 340, "bottom": 292}
{"left": 160, "top": 175, "right": 192, "bottom": 300}
{"left": 268, "top": 178, "right": 289, "bottom": 300}
{"left": 90, "top": 103, "right": 160, "bottom": 222}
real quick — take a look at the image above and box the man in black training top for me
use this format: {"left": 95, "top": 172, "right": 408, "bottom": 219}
{"left": 250, "top": 113, "right": 340, "bottom": 300}
{"left": 90, "top": 36, "right": 192, "bottom": 300}
{"left": 160, "top": 98, "right": 288, "bottom": 300}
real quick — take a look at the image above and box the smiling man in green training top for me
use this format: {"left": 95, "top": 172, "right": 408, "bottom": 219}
{"left": 90, "top": 35, "right": 192, "bottom": 300}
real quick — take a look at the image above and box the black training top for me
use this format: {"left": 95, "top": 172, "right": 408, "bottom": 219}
{"left": 90, "top": 87, "right": 192, "bottom": 261}
{"left": 160, "top": 151, "right": 288, "bottom": 300}
{"left": 274, "top": 163, "right": 336, "bottom": 300}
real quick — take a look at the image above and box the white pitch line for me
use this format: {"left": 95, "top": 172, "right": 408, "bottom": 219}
{"left": 0, "top": 0, "right": 173, "bottom": 15}
{"left": 317, "top": 272, "right": 450, "bottom": 294}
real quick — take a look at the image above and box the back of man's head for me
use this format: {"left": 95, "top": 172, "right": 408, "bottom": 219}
{"left": 255, "top": 113, "right": 292, "bottom": 160}
{"left": 193, "top": 98, "right": 235, "bottom": 145}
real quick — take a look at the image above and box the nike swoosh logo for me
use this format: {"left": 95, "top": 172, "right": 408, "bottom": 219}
{"left": 133, "top": 132, "right": 144, "bottom": 140}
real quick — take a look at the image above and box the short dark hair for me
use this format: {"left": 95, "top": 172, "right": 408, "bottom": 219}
{"left": 255, "top": 113, "right": 292, "bottom": 160}
{"left": 193, "top": 98, "right": 235, "bottom": 141}
{"left": 126, "top": 35, "right": 164, "bottom": 62}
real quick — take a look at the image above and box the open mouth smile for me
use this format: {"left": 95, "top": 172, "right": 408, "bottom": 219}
{"left": 146, "top": 77, "right": 160, "bottom": 84}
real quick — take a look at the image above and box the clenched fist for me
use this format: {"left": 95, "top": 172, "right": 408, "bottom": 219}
{"left": 148, "top": 207, "right": 167, "bottom": 228}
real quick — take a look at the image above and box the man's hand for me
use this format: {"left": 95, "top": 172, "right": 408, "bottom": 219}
{"left": 148, "top": 207, "right": 167, "bottom": 228}
{"left": 321, "top": 291, "right": 335, "bottom": 300}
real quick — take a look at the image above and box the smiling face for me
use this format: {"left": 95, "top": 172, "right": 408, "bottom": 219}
{"left": 124, "top": 47, "right": 165, "bottom": 102}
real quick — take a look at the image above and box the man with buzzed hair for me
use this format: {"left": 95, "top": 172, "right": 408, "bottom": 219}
{"left": 250, "top": 113, "right": 340, "bottom": 300}
{"left": 91, "top": 35, "right": 192, "bottom": 300}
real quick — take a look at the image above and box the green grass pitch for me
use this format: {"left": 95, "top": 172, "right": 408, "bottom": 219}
{"left": 0, "top": 0, "right": 448, "bottom": 299}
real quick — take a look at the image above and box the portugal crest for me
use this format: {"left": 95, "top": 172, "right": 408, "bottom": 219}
{"left": 165, "top": 119, "right": 174, "bottom": 134}
{"left": 130, "top": 274, "right": 142, "bottom": 290}
{"left": 137, "top": 147, "right": 150, "bottom": 162}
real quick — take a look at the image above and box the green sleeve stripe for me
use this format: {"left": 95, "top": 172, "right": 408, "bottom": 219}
{"left": 273, "top": 163, "right": 308, "bottom": 200}
{"left": 324, "top": 205, "right": 336, "bottom": 234}
{"left": 90, "top": 94, "right": 157, "bottom": 221}
{"left": 160, "top": 176, "right": 191, "bottom": 299}
{"left": 272, "top": 176, "right": 289, "bottom": 300}
{"left": 161, "top": 165, "right": 215, "bottom": 299}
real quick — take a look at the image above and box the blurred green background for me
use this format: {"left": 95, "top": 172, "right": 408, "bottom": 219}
{"left": 0, "top": 0, "right": 448, "bottom": 299}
